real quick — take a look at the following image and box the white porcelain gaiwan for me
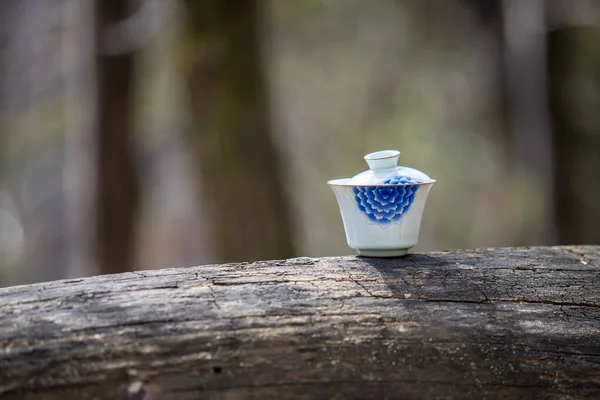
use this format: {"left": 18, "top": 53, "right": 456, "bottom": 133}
{"left": 328, "top": 150, "right": 436, "bottom": 257}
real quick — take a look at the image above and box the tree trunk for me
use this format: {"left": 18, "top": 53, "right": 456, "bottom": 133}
{"left": 0, "top": 0, "right": 16, "bottom": 180}
{"left": 182, "top": 0, "right": 295, "bottom": 263}
{"left": 463, "top": 0, "right": 510, "bottom": 148}
{"left": 0, "top": 246, "right": 599, "bottom": 399}
{"left": 501, "top": 0, "right": 557, "bottom": 245}
{"left": 94, "top": 0, "right": 140, "bottom": 274}
{"left": 62, "top": 0, "right": 99, "bottom": 279}
{"left": 2, "top": 0, "right": 71, "bottom": 284}
{"left": 548, "top": 27, "right": 600, "bottom": 245}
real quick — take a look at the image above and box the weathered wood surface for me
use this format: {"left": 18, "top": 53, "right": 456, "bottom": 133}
{"left": 1, "top": 246, "right": 599, "bottom": 400}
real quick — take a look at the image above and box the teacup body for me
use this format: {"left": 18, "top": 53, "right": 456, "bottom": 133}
{"left": 329, "top": 179, "right": 435, "bottom": 257}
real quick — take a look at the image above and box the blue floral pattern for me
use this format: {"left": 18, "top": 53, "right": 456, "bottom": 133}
{"left": 353, "top": 176, "right": 421, "bottom": 224}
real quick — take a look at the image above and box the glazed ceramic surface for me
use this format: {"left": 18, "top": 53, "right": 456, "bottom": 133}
{"left": 328, "top": 150, "right": 435, "bottom": 257}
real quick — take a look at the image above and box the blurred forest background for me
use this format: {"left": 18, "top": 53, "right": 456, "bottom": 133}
{"left": 1, "top": 0, "right": 599, "bottom": 287}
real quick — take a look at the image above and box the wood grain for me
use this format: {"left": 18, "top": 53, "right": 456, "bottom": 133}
{"left": 1, "top": 246, "right": 599, "bottom": 399}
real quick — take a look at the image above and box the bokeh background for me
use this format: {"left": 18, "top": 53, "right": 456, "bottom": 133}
{"left": 1, "top": 0, "right": 599, "bottom": 287}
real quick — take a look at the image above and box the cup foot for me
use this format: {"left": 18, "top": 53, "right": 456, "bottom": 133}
{"left": 355, "top": 248, "right": 410, "bottom": 257}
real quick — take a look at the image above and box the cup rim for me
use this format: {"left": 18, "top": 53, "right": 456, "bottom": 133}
{"left": 327, "top": 178, "right": 437, "bottom": 187}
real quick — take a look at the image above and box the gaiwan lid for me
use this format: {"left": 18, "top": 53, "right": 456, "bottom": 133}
{"left": 347, "top": 150, "right": 432, "bottom": 185}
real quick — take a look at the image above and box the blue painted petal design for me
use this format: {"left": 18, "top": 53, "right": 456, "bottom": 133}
{"left": 353, "top": 175, "right": 423, "bottom": 225}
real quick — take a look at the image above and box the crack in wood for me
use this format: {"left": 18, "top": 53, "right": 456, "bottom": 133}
{"left": 423, "top": 297, "right": 599, "bottom": 308}
{"left": 208, "top": 285, "right": 221, "bottom": 310}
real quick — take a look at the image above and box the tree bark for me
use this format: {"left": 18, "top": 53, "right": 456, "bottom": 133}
{"left": 182, "top": 0, "right": 295, "bottom": 263}
{"left": 94, "top": 0, "right": 140, "bottom": 274}
{"left": 0, "top": 245, "right": 599, "bottom": 399}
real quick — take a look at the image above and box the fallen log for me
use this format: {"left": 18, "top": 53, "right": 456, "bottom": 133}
{"left": 1, "top": 246, "right": 599, "bottom": 399}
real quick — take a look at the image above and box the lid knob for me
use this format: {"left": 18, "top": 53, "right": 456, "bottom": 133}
{"left": 364, "top": 150, "right": 400, "bottom": 171}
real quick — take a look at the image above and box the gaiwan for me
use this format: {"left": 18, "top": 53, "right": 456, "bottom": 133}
{"left": 328, "top": 150, "right": 436, "bottom": 257}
